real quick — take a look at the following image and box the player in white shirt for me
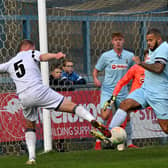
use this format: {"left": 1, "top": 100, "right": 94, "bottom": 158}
{"left": 0, "top": 40, "right": 111, "bottom": 165}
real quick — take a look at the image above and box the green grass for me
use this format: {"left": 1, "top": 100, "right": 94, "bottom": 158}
{"left": 1, "top": 145, "right": 168, "bottom": 168}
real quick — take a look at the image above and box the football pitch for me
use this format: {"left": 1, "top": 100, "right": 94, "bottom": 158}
{"left": 1, "top": 145, "right": 168, "bottom": 168}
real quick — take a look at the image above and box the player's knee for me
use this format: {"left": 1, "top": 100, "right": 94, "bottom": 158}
{"left": 101, "top": 109, "right": 111, "bottom": 120}
{"left": 101, "top": 114, "right": 107, "bottom": 120}
{"left": 162, "top": 127, "right": 168, "bottom": 134}
{"left": 120, "top": 99, "right": 140, "bottom": 112}
{"left": 119, "top": 99, "right": 131, "bottom": 111}
{"left": 25, "top": 120, "right": 36, "bottom": 129}
{"left": 158, "top": 120, "right": 168, "bottom": 134}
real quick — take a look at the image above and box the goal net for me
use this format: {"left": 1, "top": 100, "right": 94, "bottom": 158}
{"left": 0, "top": 0, "right": 168, "bottom": 154}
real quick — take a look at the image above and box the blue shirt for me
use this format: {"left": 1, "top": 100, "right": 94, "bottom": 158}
{"left": 143, "top": 41, "right": 168, "bottom": 98}
{"left": 95, "top": 49, "right": 134, "bottom": 95}
{"left": 62, "top": 71, "right": 82, "bottom": 82}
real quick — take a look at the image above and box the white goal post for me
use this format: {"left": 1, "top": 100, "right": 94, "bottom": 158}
{"left": 37, "top": 0, "right": 52, "bottom": 152}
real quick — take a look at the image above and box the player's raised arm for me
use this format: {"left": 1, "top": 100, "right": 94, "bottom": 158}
{"left": 113, "top": 66, "right": 135, "bottom": 97}
{"left": 133, "top": 55, "right": 165, "bottom": 74}
{"left": 133, "top": 29, "right": 168, "bottom": 74}
{"left": 40, "top": 52, "right": 66, "bottom": 61}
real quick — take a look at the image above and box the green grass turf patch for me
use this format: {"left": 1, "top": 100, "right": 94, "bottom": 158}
{"left": 1, "top": 145, "right": 168, "bottom": 168}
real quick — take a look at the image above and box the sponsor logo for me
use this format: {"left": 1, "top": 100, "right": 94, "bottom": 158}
{"left": 3, "top": 98, "right": 22, "bottom": 114}
{"left": 132, "top": 108, "right": 166, "bottom": 137}
{"left": 111, "top": 64, "right": 128, "bottom": 70}
{"left": 0, "top": 93, "right": 25, "bottom": 140}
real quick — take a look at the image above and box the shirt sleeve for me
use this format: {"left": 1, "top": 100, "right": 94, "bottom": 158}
{"left": 95, "top": 54, "right": 106, "bottom": 71}
{"left": 0, "top": 62, "right": 10, "bottom": 72}
{"left": 155, "top": 57, "right": 167, "bottom": 64}
{"left": 32, "top": 50, "right": 41, "bottom": 62}
{"left": 113, "top": 65, "right": 135, "bottom": 96}
{"left": 154, "top": 43, "right": 168, "bottom": 63}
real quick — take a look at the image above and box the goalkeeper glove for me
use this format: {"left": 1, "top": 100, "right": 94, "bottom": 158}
{"left": 103, "top": 95, "right": 116, "bottom": 111}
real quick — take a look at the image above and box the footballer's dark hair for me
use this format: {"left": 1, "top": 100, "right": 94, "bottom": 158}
{"left": 51, "top": 63, "right": 62, "bottom": 72}
{"left": 146, "top": 28, "right": 162, "bottom": 38}
{"left": 18, "top": 39, "right": 35, "bottom": 51}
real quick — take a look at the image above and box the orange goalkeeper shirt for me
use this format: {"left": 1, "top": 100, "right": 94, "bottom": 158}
{"left": 113, "top": 64, "right": 145, "bottom": 96}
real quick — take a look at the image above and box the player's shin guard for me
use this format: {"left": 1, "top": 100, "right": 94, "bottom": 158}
{"left": 73, "top": 105, "right": 111, "bottom": 138}
{"left": 109, "top": 108, "right": 127, "bottom": 130}
{"left": 73, "top": 105, "right": 95, "bottom": 122}
{"left": 25, "top": 128, "right": 36, "bottom": 161}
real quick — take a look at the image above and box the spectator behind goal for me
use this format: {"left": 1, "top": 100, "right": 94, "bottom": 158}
{"left": 62, "top": 59, "right": 87, "bottom": 85}
{"left": 49, "top": 64, "right": 74, "bottom": 91}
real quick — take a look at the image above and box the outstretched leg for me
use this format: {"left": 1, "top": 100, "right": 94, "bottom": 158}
{"left": 58, "top": 98, "right": 111, "bottom": 138}
{"left": 109, "top": 98, "right": 141, "bottom": 129}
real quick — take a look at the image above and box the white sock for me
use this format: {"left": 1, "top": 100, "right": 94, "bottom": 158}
{"left": 25, "top": 131, "right": 36, "bottom": 160}
{"left": 96, "top": 139, "right": 101, "bottom": 142}
{"left": 109, "top": 108, "right": 127, "bottom": 130}
{"left": 75, "top": 105, "right": 95, "bottom": 122}
{"left": 125, "top": 121, "right": 133, "bottom": 146}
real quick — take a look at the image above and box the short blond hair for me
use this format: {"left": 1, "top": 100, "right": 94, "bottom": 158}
{"left": 18, "top": 39, "right": 34, "bottom": 51}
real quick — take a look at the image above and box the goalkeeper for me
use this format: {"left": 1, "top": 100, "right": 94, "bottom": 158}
{"left": 93, "top": 32, "right": 135, "bottom": 150}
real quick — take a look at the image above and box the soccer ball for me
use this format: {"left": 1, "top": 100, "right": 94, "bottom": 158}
{"left": 110, "top": 127, "right": 127, "bottom": 144}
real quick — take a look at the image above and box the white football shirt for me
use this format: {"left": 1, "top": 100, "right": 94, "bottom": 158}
{"left": 0, "top": 50, "right": 42, "bottom": 94}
